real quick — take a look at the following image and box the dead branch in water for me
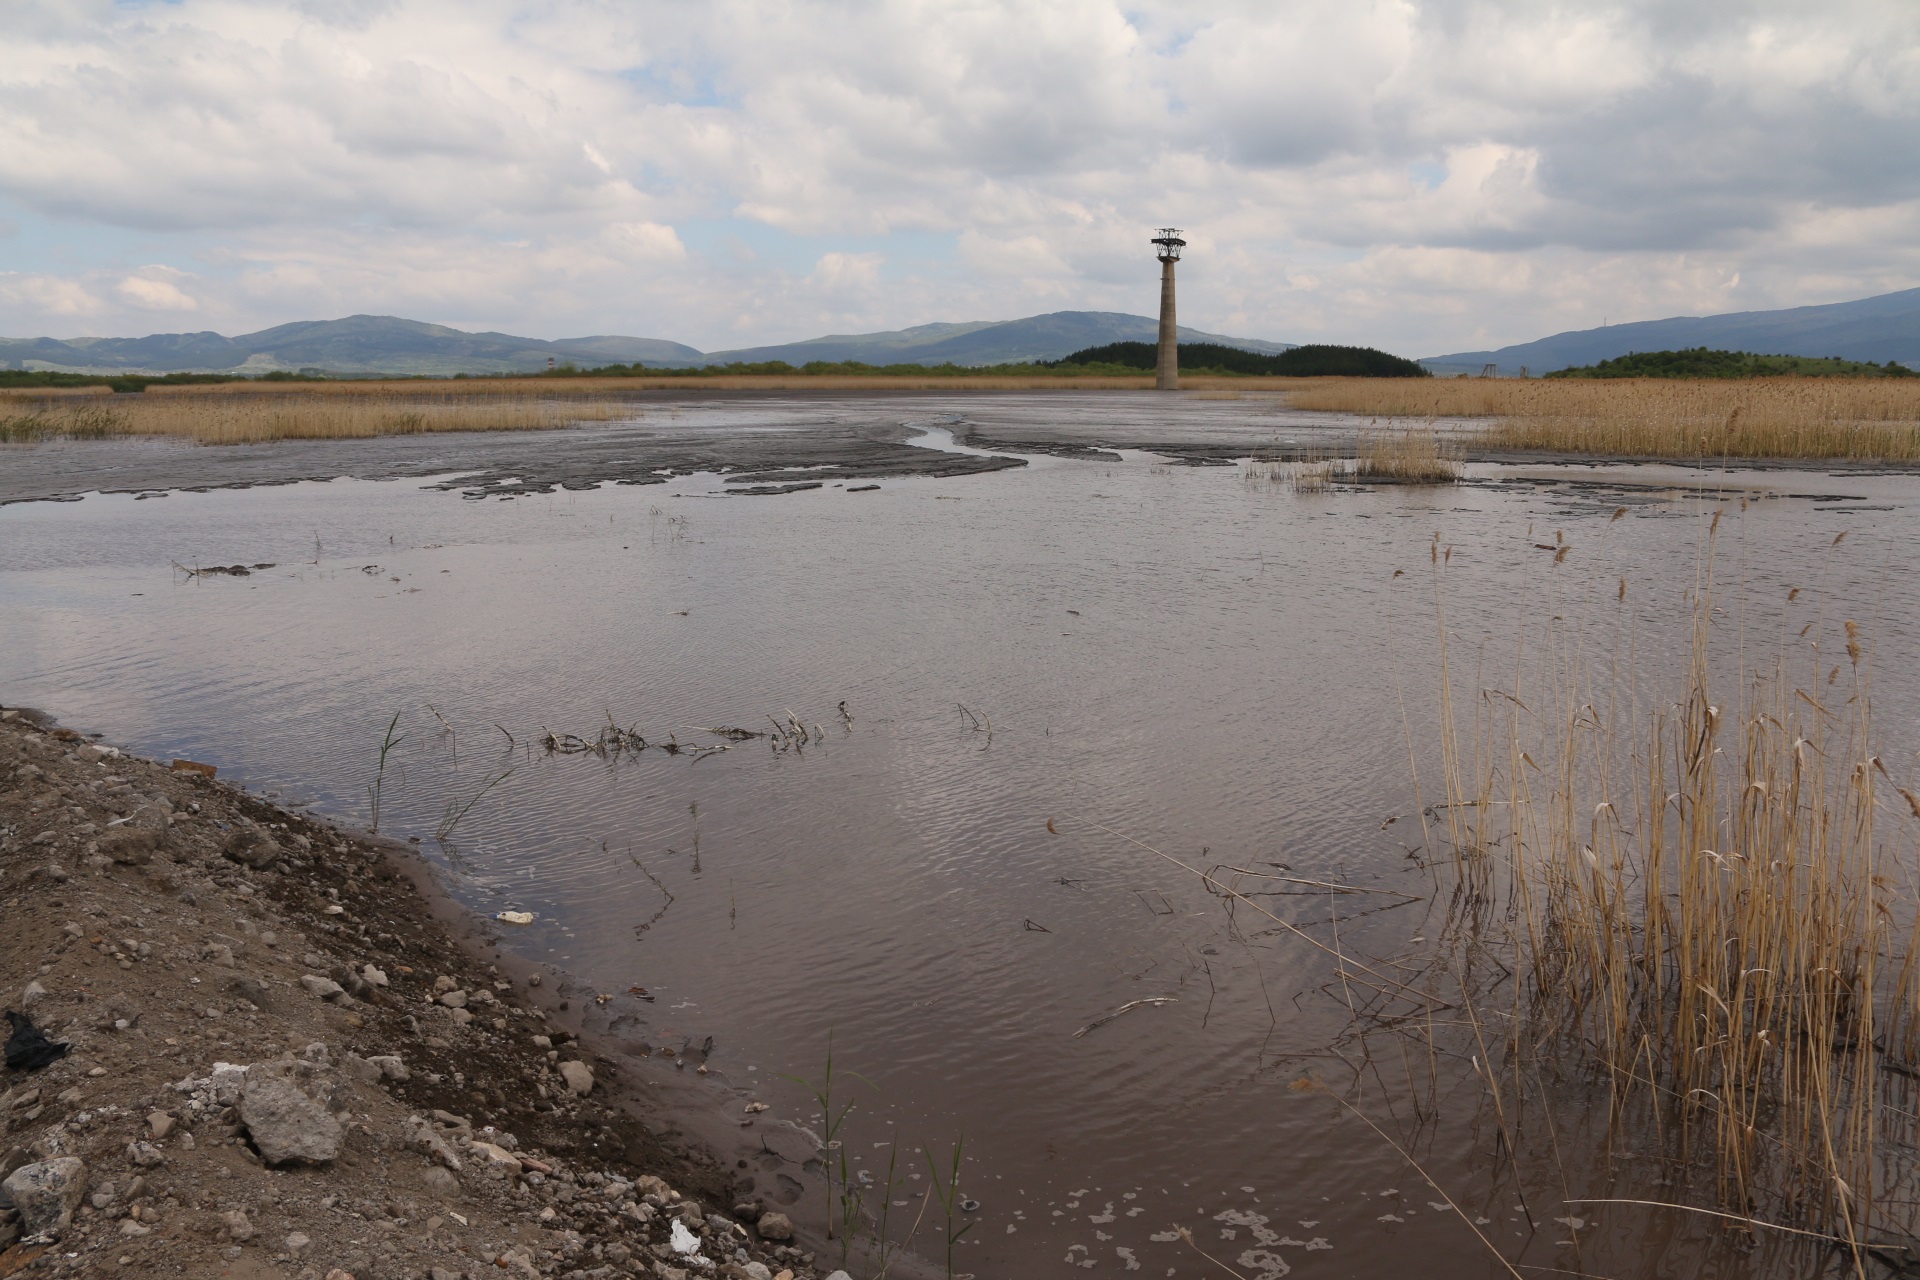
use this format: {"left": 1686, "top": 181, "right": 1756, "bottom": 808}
{"left": 1072, "top": 997, "right": 1177, "bottom": 1039}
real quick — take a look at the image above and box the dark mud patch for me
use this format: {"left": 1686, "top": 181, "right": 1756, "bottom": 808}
{"left": 0, "top": 408, "right": 1023, "bottom": 506}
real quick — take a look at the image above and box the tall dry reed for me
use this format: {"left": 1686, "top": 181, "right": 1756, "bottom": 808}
{"left": 0, "top": 388, "right": 635, "bottom": 445}
{"left": 1353, "top": 426, "right": 1461, "bottom": 482}
{"left": 1288, "top": 377, "right": 1920, "bottom": 462}
{"left": 1425, "top": 518, "right": 1919, "bottom": 1262}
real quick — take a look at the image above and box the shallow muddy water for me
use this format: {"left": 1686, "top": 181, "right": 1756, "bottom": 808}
{"left": 6, "top": 394, "right": 1920, "bottom": 1278}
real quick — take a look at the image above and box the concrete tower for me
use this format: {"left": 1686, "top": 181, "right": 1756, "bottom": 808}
{"left": 1151, "top": 228, "right": 1186, "bottom": 391}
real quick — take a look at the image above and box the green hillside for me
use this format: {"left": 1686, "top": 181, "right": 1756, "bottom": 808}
{"left": 1056, "top": 341, "right": 1430, "bottom": 377}
{"left": 1545, "top": 348, "right": 1917, "bottom": 379}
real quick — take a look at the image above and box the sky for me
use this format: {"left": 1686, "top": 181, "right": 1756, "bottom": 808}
{"left": 2, "top": 0, "right": 1918, "bottom": 357}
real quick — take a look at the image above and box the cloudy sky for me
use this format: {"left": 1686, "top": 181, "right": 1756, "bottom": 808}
{"left": 2, "top": 0, "right": 1918, "bottom": 356}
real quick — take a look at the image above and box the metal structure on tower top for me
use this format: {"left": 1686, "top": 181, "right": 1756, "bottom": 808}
{"left": 1152, "top": 228, "right": 1185, "bottom": 389}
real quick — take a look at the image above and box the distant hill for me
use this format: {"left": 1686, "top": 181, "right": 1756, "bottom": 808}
{"left": 1546, "top": 348, "right": 1917, "bottom": 379}
{"left": 0, "top": 315, "right": 704, "bottom": 376}
{"left": 1425, "top": 287, "right": 1920, "bottom": 376}
{"left": 699, "top": 310, "right": 1293, "bottom": 366}
{"left": 0, "top": 310, "right": 1290, "bottom": 376}
{"left": 1061, "top": 341, "right": 1427, "bottom": 378}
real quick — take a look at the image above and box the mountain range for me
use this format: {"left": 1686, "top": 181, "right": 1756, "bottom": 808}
{"left": 10, "top": 287, "right": 1917, "bottom": 377}
{"left": 0, "top": 311, "right": 1290, "bottom": 376}
{"left": 1424, "top": 287, "right": 1920, "bottom": 374}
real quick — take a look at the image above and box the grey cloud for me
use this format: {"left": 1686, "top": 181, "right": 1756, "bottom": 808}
{"left": 1, "top": 0, "right": 1918, "bottom": 356}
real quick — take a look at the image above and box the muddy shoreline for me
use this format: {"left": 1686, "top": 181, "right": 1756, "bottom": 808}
{"left": 5, "top": 388, "right": 1919, "bottom": 507}
{"left": 0, "top": 705, "right": 863, "bottom": 1280}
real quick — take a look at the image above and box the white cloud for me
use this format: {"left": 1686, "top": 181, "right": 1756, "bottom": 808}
{"left": 0, "top": 273, "right": 101, "bottom": 318}
{"left": 116, "top": 270, "right": 199, "bottom": 312}
{"left": 0, "top": 0, "right": 1916, "bottom": 354}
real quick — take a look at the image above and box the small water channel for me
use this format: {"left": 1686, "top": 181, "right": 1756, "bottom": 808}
{"left": 4, "top": 395, "right": 1918, "bottom": 1277}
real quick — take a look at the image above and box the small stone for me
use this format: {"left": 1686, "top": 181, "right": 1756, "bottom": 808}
{"left": 360, "top": 964, "right": 388, "bottom": 988}
{"left": 119, "top": 1218, "right": 151, "bottom": 1237}
{"left": 238, "top": 1061, "right": 343, "bottom": 1165}
{"left": 285, "top": 1231, "right": 310, "bottom": 1253}
{"left": 19, "top": 979, "right": 48, "bottom": 1006}
{"left": 222, "top": 1209, "right": 254, "bottom": 1241}
{"left": 448, "top": 1007, "right": 473, "bottom": 1025}
{"left": 469, "top": 1141, "right": 522, "bottom": 1174}
{"left": 99, "top": 828, "right": 157, "bottom": 866}
{"left": 147, "top": 1112, "right": 176, "bottom": 1140}
{"left": 125, "top": 1142, "right": 166, "bottom": 1168}
{"left": 324, "top": 1270, "right": 355, "bottom": 1280}
{"left": 366, "top": 1054, "right": 409, "bottom": 1082}
{"left": 756, "top": 1212, "right": 795, "bottom": 1242}
{"left": 223, "top": 829, "right": 281, "bottom": 870}
{"left": 557, "top": 1060, "right": 594, "bottom": 1095}
{"left": 61, "top": 922, "right": 84, "bottom": 938}
{"left": 209, "top": 1062, "right": 248, "bottom": 1105}
{"left": 437, "top": 989, "right": 468, "bottom": 1009}
{"left": 299, "top": 974, "right": 346, "bottom": 1001}
{"left": 421, "top": 1167, "right": 460, "bottom": 1200}
{"left": 526, "top": 974, "right": 541, "bottom": 987}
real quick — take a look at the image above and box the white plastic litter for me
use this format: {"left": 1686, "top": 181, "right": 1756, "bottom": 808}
{"left": 670, "top": 1220, "right": 702, "bottom": 1257}
{"left": 495, "top": 911, "right": 535, "bottom": 925}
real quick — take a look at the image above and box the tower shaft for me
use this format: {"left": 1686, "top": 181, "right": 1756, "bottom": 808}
{"left": 1156, "top": 255, "right": 1178, "bottom": 391}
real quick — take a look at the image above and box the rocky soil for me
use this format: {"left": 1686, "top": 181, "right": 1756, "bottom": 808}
{"left": 0, "top": 706, "right": 844, "bottom": 1280}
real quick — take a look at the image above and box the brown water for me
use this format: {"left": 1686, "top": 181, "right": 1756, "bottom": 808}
{"left": 5, "top": 395, "right": 1920, "bottom": 1278}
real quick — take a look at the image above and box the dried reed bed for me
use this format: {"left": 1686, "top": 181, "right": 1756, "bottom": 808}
{"left": 0, "top": 387, "right": 636, "bottom": 445}
{"left": 1421, "top": 518, "right": 1920, "bottom": 1263}
{"left": 1353, "top": 426, "right": 1461, "bottom": 482}
{"left": 1286, "top": 377, "right": 1920, "bottom": 462}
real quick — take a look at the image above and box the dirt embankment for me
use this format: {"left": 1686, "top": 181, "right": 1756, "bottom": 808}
{"left": 0, "top": 708, "right": 840, "bottom": 1280}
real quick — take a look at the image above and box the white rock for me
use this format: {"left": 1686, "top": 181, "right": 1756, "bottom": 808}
{"left": 470, "top": 1141, "right": 522, "bottom": 1174}
{"left": 558, "top": 1060, "right": 594, "bottom": 1096}
{"left": 299, "top": 974, "right": 345, "bottom": 1001}
{"left": 209, "top": 1062, "right": 248, "bottom": 1106}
